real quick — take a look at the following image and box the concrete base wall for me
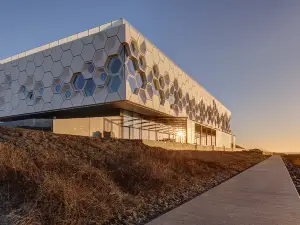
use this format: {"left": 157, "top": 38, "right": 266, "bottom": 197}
{"left": 142, "top": 140, "right": 237, "bottom": 152}
{"left": 216, "top": 130, "right": 234, "bottom": 148}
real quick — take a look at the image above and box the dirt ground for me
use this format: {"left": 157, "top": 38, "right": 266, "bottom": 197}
{"left": 0, "top": 126, "right": 267, "bottom": 225}
{"left": 283, "top": 155, "right": 300, "bottom": 194}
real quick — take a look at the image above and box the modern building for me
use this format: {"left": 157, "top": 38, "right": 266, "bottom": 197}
{"left": 0, "top": 19, "right": 235, "bottom": 148}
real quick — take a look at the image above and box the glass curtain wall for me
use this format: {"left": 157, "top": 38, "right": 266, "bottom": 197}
{"left": 121, "top": 110, "right": 186, "bottom": 143}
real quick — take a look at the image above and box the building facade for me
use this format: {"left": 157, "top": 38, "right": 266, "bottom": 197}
{"left": 0, "top": 19, "right": 234, "bottom": 148}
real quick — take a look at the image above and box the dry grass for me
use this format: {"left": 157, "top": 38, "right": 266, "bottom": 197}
{"left": 0, "top": 126, "right": 267, "bottom": 224}
{"left": 285, "top": 154, "right": 300, "bottom": 167}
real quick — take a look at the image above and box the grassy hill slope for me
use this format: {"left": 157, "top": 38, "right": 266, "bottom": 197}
{"left": 0, "top": 127, "right": 267, "bottom": 224}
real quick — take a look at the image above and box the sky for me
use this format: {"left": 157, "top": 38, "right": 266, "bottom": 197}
{"left": 0, "top": 0, "right": 299, "bottom": 152}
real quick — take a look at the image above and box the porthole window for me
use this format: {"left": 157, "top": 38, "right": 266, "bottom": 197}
{"left": 139, "top": 55, "right": 146, "bottom": 70}
{"left": 108, "top": 76, "right": 121, "bottom": 93}
{"left": 82, "top": 62, "right": 95, "bottom": 79}
{"left": 120, "top": 45, "right": 128, "bottom": 62}
{"left": 84, "top": 79, "right": 96, "bottom": 96}
{"left": 73, "top": 73, "right": 85, "bottom": 90}
{"left": 128, "top": 77, "right": 138, "bottom": 94}
{"left": 93, "top": 68, "right": 108, "bottom": 86}
{"left": 56, "top": 84, "right": 61, "bottom": 93}
{"left": 52, "top": 78, "right": 62, "bottom": 94}
{"left": 29, "top": 92, "right": 34, "bottom": 100}
{"left": 127, "top": 58, "right": 138, "bottom": 75}
{"left": 65, "top": 90, "right": 71, "bottom": 99}
{"left": 107, "top": 57, "right": 122, "bottom": 75}
{"left": 130, "top": 40, "right": 139, "bottom": 57}
{"left": 61, "top": 83, "right": 73, "bottom": 100}
{"left": 153, "top": 65, "right": 159, "bottom": 78}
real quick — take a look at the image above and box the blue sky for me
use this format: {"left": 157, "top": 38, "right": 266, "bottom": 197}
{"left": 1, "top": 0, "right": 299, "bottom": 152}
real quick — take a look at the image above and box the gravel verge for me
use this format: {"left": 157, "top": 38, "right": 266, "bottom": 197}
{"left": 283, "top": 157, "right": 300, "bottom": 194}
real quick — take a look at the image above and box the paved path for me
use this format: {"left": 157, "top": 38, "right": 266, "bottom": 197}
{"left": 147, "top": 156, "right": 300, "bottom": 225}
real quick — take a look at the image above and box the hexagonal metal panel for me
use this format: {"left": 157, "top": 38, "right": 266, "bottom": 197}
{"left": 146, "top": 84, "right": 153, "bottom": 99}
{"left": 82, "top": 44, "right": 96, "bottom": 62}
{"left": 4, "top": 63, "right": 12, "bottom": 75}
{"left": 34, "top": 98, "right": 44, "bottom": 112}
{"left": 51, "top": 46, "right": 63, "bottom": 62}
{"left": 70, "top": 39, "right": 84, "bottom": 56}
{"left": 153, "top": 65, "right": 159, "bottom": 78}
{"left": 71, "top": 55, "right": 84, "bottom": 73}
{"left": 61, "top": 42, "right": 72, "bottom": 51}
{"left": 42, "top": 87, "right": 54, "bottom": 103}
{"left": 34, "top": 66, "right": 44, "bottom": 82}
{"left": 25, "top": 76, "right": 35, "bottom": 91}
{"left": 18, "top": 85, "right": 28, "bottom": 100}
{"left": 51, "top": 94, "right": 63, "bottom": 109}
{"left": 82, "top": 96, "right": 95, "bottom": 106}
{"left": 105, "top": 26, "right": 120, "bottom": 37}
{"left": 93, "top": 86, "right": 108, "bottom": 103}
{"left": 26, "top": 54, "right": 34, "bottom": 62}
{"left": 129, "top": 40, "right": 139, "bottom": 58}
{"left": 0, "top": 71, "right": 5, "bottom": 83}
{"left": 43, "top": 48, "right": 52, "bottom": 57}
{"left": 17, "top": 99, "right": 27, "bottom": 114}
{"left": 61, "top": 50, "right": 73, "bottom": 67}
{"left": 83, "top": 79, "right": 96, "bottom": 97}
{"left": 42, "top": 72, "right": 53, "bottom": 88}
{"left": 51, "top": 78, "right": 62, "bottom": 94}
{"left": 18, "top": 57, "right": 27, "bottom": 71}
{"left": 11, "top": 66, "right": 20, "bottom": 81}
{"left": 42, "top": 56, "right": 53, "bottom": 72}
{"left": 0, "top": 97, "right": 5, "bottom": 111}
{"left": 138, "top": 89, "right": 147, "bottom": 104}
{"left": 107, "top": 76, "right": 121, "bottom": 93}
{"left": 25, "top": 91, "right": 36, "bottom": 106}
{"left": 93, "top": 68, "right": 108, "bottom": 86}
{"left": 4, "top": 75, "right": 12, "bottom": 89}
{"left": 61, "top": 83, "right": 73, "bottom": 100}
{"left": 11, "top": 81, "right": 20, "bottom": 94}
{"left": 105, "top": 36, "right": 121, "bottom": 56}
{"left": 136, "top": 72, "right": 147, "bottom": 89}
{"left": 0, "top": 85, "right": 4, "bottom": 97}
{"left": 11, "top": 94, "right": 19, "bottom": 109}
{"left": 43, "top": 102, "right": 53, "bottom": 111}
{"left": 82, "top": 35, "right": 94, "bottom": 45}
{"left": 34, "top": 52, "right": 44, "bottom": 67}
{"left": 26, "top": 61, "right": 35, "bottom": 76}
{"left": 61, "top": 67, "right": 73, "bottom": 83}
{"left": 127, "top": 58, "right": 138, "bottom": 75}
{"left": 51, "top": 61, "right": 64, "bottom": 78}
{"left": 33, "top": 82, "right": 44, "bottom": 98}
{"left": 128, "top": 76, "right": 138, "bottom": 94}
{"left": 4, "top": 89, "right": 12, "bottom": 103}
{"left": 93, "top": 49, "right": 108, "bottom": 68}
{"left": 5, "top": 102, "right": 13, "bottom": 114}
{"left": 93, "top": 32, "right": 107, "bottom": 50}
{"left": 61, "top": 100, "right": 73, "bottom": 108}
{"left": 159, "top": 76, "right": 165, "bottom": 90}
{"left": 71, "top": 91, "right": 84, "bottom": 106}
{"left": 138, "top": 55, "right": 146, "bottom": 71}
{"left": 82, "top": 62, "right": 95, "bottom": 79}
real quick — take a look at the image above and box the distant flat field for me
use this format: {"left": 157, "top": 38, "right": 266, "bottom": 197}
{"left": 0, "top": 126, "right": 268, "bottom": 225}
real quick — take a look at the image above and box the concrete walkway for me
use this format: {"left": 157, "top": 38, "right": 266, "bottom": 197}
{"left": 147, "top": 156, "right": 300, "bottom": 225}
